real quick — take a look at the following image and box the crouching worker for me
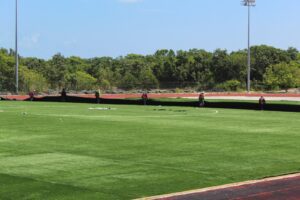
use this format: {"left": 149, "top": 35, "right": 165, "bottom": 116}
{"left": 61, "top": 88, "right": 67, "bottom": 102}
{"left": 95, "top": 89, "right": 101, "bottom": 104}
{"left": 28, "top": 90, "right": 35, "bottom": 101}
{"left": 199, "top": 92, "right": 205, "bottom": 107}
{"left": 259, "top": 96, "right": 266, "bottom": 110}
{"left": 141, "top": 92, "right": 148, "bottom": 105}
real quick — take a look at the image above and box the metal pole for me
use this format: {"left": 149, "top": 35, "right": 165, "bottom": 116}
{"left": 242, "top": 0, "right": 255, "bottom": 92}
{"left": 15, "top": 0, "right": 19, "bottom": 94}
{"left": 247, "top": 4, "right": 251, "bottom": 93}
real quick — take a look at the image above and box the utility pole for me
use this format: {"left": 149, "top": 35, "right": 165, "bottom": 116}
{"left": 15, "top": 0, "right": 19, "bottom": 94}
{"left": 242, "top": 0, "right": 255, "bottom": 93}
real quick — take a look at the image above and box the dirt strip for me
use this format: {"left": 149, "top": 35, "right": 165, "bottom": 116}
{"left": 137, "top": 173, "right": 300, "bottom": 200}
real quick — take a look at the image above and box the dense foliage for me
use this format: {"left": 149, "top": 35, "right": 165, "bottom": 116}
{"left": 0, "top": 45, "right": 299, "bottom": 93}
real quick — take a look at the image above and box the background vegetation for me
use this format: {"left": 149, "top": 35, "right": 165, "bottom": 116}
{"left": 0, "top": 45, "right": 299, "bottom": 93}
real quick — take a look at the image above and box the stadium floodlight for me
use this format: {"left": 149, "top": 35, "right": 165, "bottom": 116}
{"left": 242, "top": 0, "right": 255, "bottom": 93}
{"left": 242, "top": 0, "right": 256, "bottom": 6}
{"left": 15, "top": 0, "right": 19, "bottom": 94}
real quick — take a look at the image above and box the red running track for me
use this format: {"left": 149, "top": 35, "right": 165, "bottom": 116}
{"left": 145, "top": 174, "right": 300, "bottom": 200}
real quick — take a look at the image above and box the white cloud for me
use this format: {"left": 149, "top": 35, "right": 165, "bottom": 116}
{"left": 20, "top": 33, "right": 41, "bottom": 48}
{"left": 118, "top": 0, "right": 143, "bottom": 4}
{"left": 64, "top": 39, "right": 78, "bottom": 48}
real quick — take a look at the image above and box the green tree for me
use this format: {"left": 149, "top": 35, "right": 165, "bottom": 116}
{"left": 0, "top": 50, "right": 15, "bottom": 92}
{"left": 139, "top": 68, "right": 159, "bottom": 89}
{"left": 19, "top": 67, "right": 48, "bottom": 92}
{"left": 229, "top": 51, "right": 247, "bottom": 83}
{"left": 251, "top": 45, "right": 291, "bottom": 82}
{"left": 1, "top": 46, "right": 299, "bottom": 93}
{"left": 211, "top": 49, "right": 231, "bottom": 83}
{"left": 119, "top": 72, "right": 138, "bottom": 90}
{"left": 21, "top": 57, "right": 47, "bottom": 73}
{"left": 287, "top": 47, "right": 299, "bottom": 60}
{"left": 216, "top": 80, "right": 242, "bottom": 91}
{"left": 47, "top": 53, "right": 68, "bottom": 89}
{"left": 75, "top": 71, "right": 97, "bottom": 90}
{"left": 264, "top": 62, "right": 300, "bottom": 91}
{"left": 153, "top": 49, "right": 177, "bottom": 85}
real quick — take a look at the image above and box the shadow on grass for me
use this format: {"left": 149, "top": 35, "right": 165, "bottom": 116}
{"left": 10, "top": 96, "right": 298, "bottom": 113}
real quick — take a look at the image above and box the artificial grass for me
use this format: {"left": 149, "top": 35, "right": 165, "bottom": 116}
{"left": 0, "top": 101, "right": 299, "bottom": 199}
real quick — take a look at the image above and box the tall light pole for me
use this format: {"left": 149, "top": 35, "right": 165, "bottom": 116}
{"left": 15, "top": 0, "right": 19, "bottom": 94}
{"left": 242, "top": 0, "right": 255, "bottom": 93}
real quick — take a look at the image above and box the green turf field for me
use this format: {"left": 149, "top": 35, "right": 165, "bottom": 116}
{"left": 0, "top": 101, "right": 299, "bottom": 199}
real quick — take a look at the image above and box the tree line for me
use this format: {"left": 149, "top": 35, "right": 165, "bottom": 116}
{"left": 0, "top": 45, "right": 299, "bottom": 93}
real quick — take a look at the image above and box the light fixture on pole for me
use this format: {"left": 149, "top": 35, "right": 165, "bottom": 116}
{"left": 242, "top": 0, "right": 255, "bottom": 93}
{"left": 15, "top": 0, "right": 19, "bottom": 94}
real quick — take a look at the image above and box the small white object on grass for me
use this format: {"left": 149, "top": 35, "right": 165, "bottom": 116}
{"left": 88, "top": 107, "right": 116, "bottom": 110}
{"left": 215, "top": 110, "right": 219, "bottom": 114}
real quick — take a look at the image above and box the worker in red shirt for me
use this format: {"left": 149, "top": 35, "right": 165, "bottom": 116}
{"left": 142, "top": 92, "right": 148, "bottom": 105}
{"left": 199, "top": 92, "right": 205, "bottom": 107}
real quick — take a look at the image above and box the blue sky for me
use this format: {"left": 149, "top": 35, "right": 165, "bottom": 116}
{"left": 0, "top": 0, "right": 299, "bottom": 59}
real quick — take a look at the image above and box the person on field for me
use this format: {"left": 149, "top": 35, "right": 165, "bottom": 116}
{"left": 142, "top": 92, "right": 148, "bottom": 105}
{"left": 95, "top": 89, "right": 101, "bottom": 104}
{"left": 28, "top": 90, "right": 35, "bottom": 101}
{"left": 259, "top": 96, "right": 266, "bottom": 110}
{"left": 61, "top": 88, "right": 67, "bottom": 102}
{"left": 199, "top": 92, "right": 205, "bottom": 107}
